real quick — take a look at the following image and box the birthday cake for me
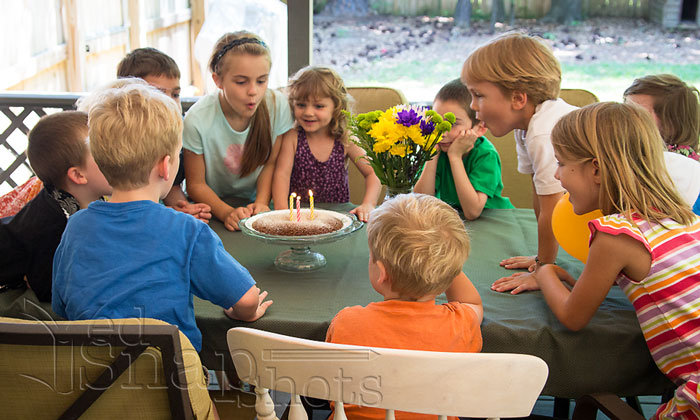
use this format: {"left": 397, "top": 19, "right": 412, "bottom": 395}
{"left": 252, "top": 209, "right": 344, "bottom": 236}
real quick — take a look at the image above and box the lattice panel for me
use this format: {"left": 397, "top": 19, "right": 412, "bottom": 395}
{"left": 0, "top": 105, "right": 73, "bottom": 195}
{"left": 0, "top": 95, "right": 195, "bottom": 196}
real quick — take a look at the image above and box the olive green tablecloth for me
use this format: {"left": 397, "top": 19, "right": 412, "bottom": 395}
{"left": 0, "top": 206, "right": 673, "bottom": 398}
{"left": 195, "top": 206, "right": 673, "bottom": 399}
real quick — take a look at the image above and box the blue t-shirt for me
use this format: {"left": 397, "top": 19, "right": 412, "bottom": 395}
{"left": 52, "top": 200, "right": 255, "bottom": 351}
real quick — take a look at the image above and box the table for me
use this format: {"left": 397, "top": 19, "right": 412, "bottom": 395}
{"left": 0, "top": 206, "right": 673, "bottom": 399}
{"left": 195, "top": 205, "right": 673, "bottom": 399}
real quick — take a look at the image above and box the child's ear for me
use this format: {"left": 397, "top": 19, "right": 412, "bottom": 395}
{"left": 591, "top": 158, "right": 601, "bottom": 184}
{"left": 511, "top": 90, "right": 528, "bottom": 110}
{"left": 212, "top": 72, "right": 223, "bottom": 89}
{"left": 375, "top": 259, "right": 390, "bottom": 285}
{"left": 66, "top": 166, "right": 88, "bottom": 186}
{"left": 157, "top": 155, "right": 172, "bottom": 181}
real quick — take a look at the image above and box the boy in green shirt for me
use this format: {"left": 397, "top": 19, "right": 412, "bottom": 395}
{"left": 415, "top": 79, "right": 513, "bottom": 219}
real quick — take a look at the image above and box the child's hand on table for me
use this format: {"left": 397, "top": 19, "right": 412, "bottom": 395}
{"left": 224, "top": 206, "right": 252, "bottom": 231}
{"left": 246, "top": 202, "right": 270, "bottom": 215}
{"left": 173, "top": 200, "right": 212, "bottom": 223}
{"left": 350, "top": 203, "right": 374, "bottom": 222}
{"left": 500, "top": 255, "right": 537, "bottom": 271}
{"left": 224, "top": 288, "right": 273, "bottom": 322}
{"left": 491, "top": 271, "right": 539, "bottom": 294}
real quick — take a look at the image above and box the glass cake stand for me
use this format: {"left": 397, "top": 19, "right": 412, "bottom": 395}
{"left": 239, "top": 209, "right": 363, "bottom": 272}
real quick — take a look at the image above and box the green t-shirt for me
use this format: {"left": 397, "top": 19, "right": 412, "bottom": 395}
{"left": 435, "top": 136, "right": 514, "bottom": 210}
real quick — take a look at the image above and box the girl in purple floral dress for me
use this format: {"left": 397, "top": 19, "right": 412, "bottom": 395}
{"left": 272, "top": 67, "right": 381, "bottom": 222}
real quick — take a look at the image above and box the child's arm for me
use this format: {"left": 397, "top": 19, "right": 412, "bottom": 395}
{"left": 183, "top": 149, "right": 250, "bottom": 231}
{"left": 249, "top": 131, "right": 290, "bottom": 214}
{"left": 447, "top": 124, "right": 489, "bottom": 220}
{"left": 346, "top": 143, "right": 382, "bottom": 222}
{"left": 445, "top": 272, "right": 483, "bottom": 323}
{"left": 500, "top": 188, "right": 563, "bottom": 270}
{"left": 271, "top": 130, "right": 297, "bottom": 210}
{"left": 530, "top": 231, "right": 649, "bottom": 330}
{"left": 413, "top": 152, "right": 439, "bottom": 195}
{"left": 224, "top": 285, "right": 273, "bottom": 322}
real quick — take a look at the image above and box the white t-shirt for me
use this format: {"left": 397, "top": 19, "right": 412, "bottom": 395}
{"left": 514, "top": 98, "right": 578, "bottom": 195}
{"left": 664, "top": 151, "right": 700, "bottom": 206}
{"left": 183, "top": 89, "right": 295, "bottom": 200}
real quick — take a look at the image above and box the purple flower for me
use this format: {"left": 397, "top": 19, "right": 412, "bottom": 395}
{"left": 420, "top": 119, "right": 435, "bottom": 136}
{"left": 396, "top": 109, "right": 421, "bottom": 127}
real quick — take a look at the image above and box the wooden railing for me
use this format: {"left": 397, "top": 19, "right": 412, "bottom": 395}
{"left": 0, "top": 93, "right": 196, "bottom": 195}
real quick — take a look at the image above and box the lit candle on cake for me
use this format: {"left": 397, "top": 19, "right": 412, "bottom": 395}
{"left": 289, "top": 192, "right": 296, "bottom": 221}
{"left": 309, "top": 190, "right": 314, "bottom": 220}
{"left": 296, "top": 195, "right": 301, "bottom": 222}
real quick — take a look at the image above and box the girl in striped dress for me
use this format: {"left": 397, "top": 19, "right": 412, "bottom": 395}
{"left": 495, "top": 102, "right": 700, "bottom": 419}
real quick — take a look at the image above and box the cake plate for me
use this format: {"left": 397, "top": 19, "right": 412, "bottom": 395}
{"left": 238, "top": 209, "right": 363, "bottom": 272}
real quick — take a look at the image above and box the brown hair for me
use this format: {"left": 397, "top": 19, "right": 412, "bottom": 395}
{"left": 623, "top": 74, "right": 700, "bottom": 152}
{"left": 367, "top": 194, "right": 470, "bottom": 299}
{"left": 462, "top": 32, "right": 561, "bottom": 105}
{"left": 117, "top": 47, "right": 180, "bottom": 80}
{"left": 27, "top": 111, "right": 89, "bottom": 189}
{"left": 552, "top": 102, "right": 695, "bottom": 226}
{"left": 209, "top": 31, "right": 272, "bottom": 177}
{"left": 288, "top": 66, "right": 349, "bottom": 143}
{"left": 88, "top": 83, "right": 183, "bottom": 190}
{"left": 434, "top": 78, "right": 478, "bottom": 126}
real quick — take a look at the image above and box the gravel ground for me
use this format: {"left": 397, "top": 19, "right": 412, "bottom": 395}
{"left": 312, "top": 15, "right": 700, "bottom": 102}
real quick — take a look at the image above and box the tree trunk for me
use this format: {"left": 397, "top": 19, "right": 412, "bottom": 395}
{"left": 454, "top": 0, "right": 472, "bottom": 28}
{"left": 490, "top": 0, "right": 506, "bottom": 28}
{"left": 322, "top": 0, "right": 370, "bottom": 17}
{"left": 541, "top": 0, "right": 583, "bottom": 24}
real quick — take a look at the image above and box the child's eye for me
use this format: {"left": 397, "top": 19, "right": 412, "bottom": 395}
{"left": 173, "top": 93, "right": 180, "bottom": 99}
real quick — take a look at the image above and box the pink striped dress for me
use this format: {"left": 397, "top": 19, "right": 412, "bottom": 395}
{"left": 590, "top": 214, "right": 700, "bottom": 419}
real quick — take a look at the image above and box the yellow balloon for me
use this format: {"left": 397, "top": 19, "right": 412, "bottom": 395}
{"left": 551, "top": 193, "right": 604, "bottom": 264}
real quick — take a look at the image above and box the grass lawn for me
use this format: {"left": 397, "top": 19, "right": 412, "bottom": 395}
{"left": 339, "top": 60, "right": 700, "bottom": 104}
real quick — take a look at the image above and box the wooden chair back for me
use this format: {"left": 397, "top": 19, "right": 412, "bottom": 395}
{"left": 227, "top": 327, "right": 549, "bottom": 420}
{"left": 491, "top": 88, "right": 599, "bottom": 208}
{"left": 0, "top": 317, "right": 197, "bottom": 420}
{"left": 346, "top": 86, "right": 408, "bottom": 205}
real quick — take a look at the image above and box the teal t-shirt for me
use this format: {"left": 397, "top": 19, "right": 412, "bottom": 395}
{"left": 435, "top": 136, "right": 513, "bottom": 210}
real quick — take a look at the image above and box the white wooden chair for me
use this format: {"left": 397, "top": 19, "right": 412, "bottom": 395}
{"left": 227, "top": 327, "right": 549, "bottom": 420}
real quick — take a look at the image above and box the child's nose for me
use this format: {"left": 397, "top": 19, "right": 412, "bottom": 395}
{"left": 554, "top": 167, "right": 561, "bottom": 180}
{"left": 470, "top": 98, "right": 478, "bottom": 111}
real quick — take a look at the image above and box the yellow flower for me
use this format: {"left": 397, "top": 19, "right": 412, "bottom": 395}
{"left": 373, "top": 139, "right": 393, "bottom": 153}
{"left": 389, "top": 143, "right": 407, "bottom": 157}
{"left": 368, "top": 118, "right": 396, "bottom": 143}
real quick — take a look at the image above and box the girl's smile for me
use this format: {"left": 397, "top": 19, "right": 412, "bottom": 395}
{"left": 294, "top": 97, "right": 335, "bottom": 136}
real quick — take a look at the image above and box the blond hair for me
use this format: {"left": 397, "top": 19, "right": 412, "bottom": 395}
{"left": 287, "top": 66, "right": 350, "bottom": 144}
{"left": 27, "top": 111, "right": 88, "bottom": 189}
{"left": 209, "top": 31, "right": 272, "bottom": 177}
{"left": 462, "top": 32, "right": 561, "bottom": 105}
{"left": 88, "top": 82, "right": 182, "bottom": 190}
{"left": 623, "top": 74, "right": 700, "bottom": 152}
{"left": 552, "top": 102, "right": 695, "bottom": 226}
{"left": 367, "top": 194, "right": 470, "bottom": 299}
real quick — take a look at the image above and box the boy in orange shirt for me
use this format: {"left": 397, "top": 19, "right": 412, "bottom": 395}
{"left": 326, "top": 193, "right": 483, "bottom": 420}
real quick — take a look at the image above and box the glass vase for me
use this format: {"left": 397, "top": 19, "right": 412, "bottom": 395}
{"left": 384, "top": 185, "right": 414, "bottom": 201}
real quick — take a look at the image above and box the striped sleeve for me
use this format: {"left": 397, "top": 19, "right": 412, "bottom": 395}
{"left": 588, "top": 214, "right": 652, "bottom": 253}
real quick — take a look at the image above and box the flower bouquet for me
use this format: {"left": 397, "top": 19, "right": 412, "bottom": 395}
{"left": 345, "top": 105, "right": 454, "bottom": 195}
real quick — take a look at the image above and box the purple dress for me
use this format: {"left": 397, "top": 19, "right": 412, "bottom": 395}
{"left": 289, "top": 128, "right": 350, "bottom": 203}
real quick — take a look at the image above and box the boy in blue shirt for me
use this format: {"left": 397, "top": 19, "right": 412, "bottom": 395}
{"left": 415, "top": 79, "right": 513, "bottom": 220}
{"left": 52, "top": 81, "right": 271, "bottom": 352}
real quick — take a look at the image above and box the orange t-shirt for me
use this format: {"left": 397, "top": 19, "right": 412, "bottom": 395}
{"left": 325, "top": 299, "right": 482, "bottom": 420}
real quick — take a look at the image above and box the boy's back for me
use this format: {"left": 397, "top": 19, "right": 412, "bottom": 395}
{"left": 327, "top": 299, "right": 481, "bottom": 352}
{"left": 0, "top": 188, "right": 75, "bottom": 299}
{"left": 52, "top": 199, "right": 253, "bottom": 351}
